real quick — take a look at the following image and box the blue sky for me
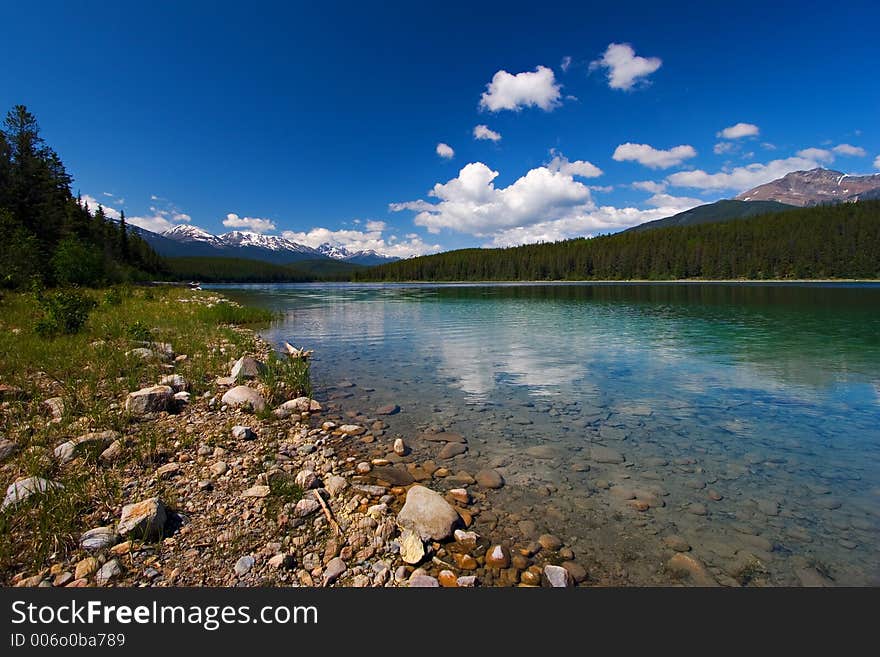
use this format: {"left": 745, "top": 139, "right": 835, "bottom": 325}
{"left": 3, "top": 0, "right": 879, "bottom": 256}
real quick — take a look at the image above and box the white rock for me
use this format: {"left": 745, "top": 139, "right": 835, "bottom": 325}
{"left": 231, "top": 426, "right": 256, "bottom": 440}
{"left": 324, "top": 475, "right": 348, "bottom": 497}
{"left": 80, "top": 526, "right": 118, "bottom": 550}
{"left": 117, "top": 497, "right": 167, "bottom": 541}
{"left": 339, "top": 424, "right": 365, "bottom": 436}
{"left": 221, "top": 386, "right": 266, "bottom": 412}
{"left": 125, "top": 385, "right": 174, "bottom": 416}
{"left": 96, "top": 559, "right": 122, "bottom": 585}
{"left": 273, "top": 397, "right": 323, "bottom": 419}
{"left": 293, "top": 498, "right": 320, "bottom": 517}
{"left": 2, "top": 477, "right": 63, "bottom": 511}
{"left": 399, "top": 528, "right": 426, "bottom": 564}
{"left": 544, "top": 564, "right": 574, "bottom": 587}
{"left": 294, "top": 470, "right": 318, "bottom": 490}
{"left": 393, "top": 438, "right": 406, "bottom": 456}
{"left": 54, "top": 430, "right": 119, "bottom": 464}
{"left": 396, "top": 484, "right": 459, "bottom": 541}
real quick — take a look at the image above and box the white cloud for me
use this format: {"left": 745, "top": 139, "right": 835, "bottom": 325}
{"left": 547, "top": 151, "right": 603, "bottom": 178}
{"left": 714, "top": 142, "right": 735, "bottom": 155}
{"left": 644, "top": 193, "right": 703, "bottom": 210}
{"left": 796, "top": 147, "right": 834, "bottom": 163}
{"left": 82, "top": 194, "right": 194, "bottom": 233}
{"left": 717, "top": 122, "right": 759, "bottom": 139}
{"left": 479, "top": 65, "right": 562, "bottom": 112}
{"left": 589, "top": 43, "right": 661, "bottom": 90}
{"left": 560, "top": 56, "right": 572, "bottom": 72}
{"left": 282, "top": 224, "right": 440, "bottom": 258}
{"left": 666, "top": 155, "right": 822, "bottom": 191}
{"left": 436, "top": 143, "right": 455, "bottom": 159}
{"left": 832, "top": 143, "right": 866, "bottom": 157}
{"left": 875, "top": 155, "right": 880, "bottom": 170}
{"left": 612, "top": 142, "right": 697, "bottom": 169}
{"left": 485, "top": 199, "right": 703, "bottom": 247}
{"left": 631, "top": 180, "right": 666, "bottom": 193}
{"left": 222, "top": 213, "right": 276, "bottom": 233}
{"left": 473, "top": 124, "right": 502, "bottom": 142}
{"left": 391, "top": 161, "right": 594, "bottom": 236}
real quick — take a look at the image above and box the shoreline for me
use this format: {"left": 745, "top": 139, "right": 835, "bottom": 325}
{"left": 201, "top": 278, "right": 880, "bottom": 286}
{"left": 0, "top": 287, "right": 589, "bottom": 588}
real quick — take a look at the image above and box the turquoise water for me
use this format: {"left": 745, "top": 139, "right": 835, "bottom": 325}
{"left": 215, "top": 282, "right": 880, "bottom": 586}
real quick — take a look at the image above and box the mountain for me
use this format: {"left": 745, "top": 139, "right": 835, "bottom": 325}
{"left": 626, "top": 199, "right": 795, "bottom": 233}
{"left": 735, "top": 168, "right": 880, "bottom": 206}
{"left": 137, "top": 226, "right": 400, "bottom": 266}
{"left": 316, "top": 242, "right": 400, "bottom": 265}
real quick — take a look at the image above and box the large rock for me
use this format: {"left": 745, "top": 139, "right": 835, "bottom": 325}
{"left": 221, "top": 386, "right": 266, "bottom": 412}
{"left": 54, "top": 430, "right": 120, "bottom": 464}
{"left": 397, "top": 485, "right": 459, "bottom": 541}
{"left": 117, "top": 497, "right": 167, "bottom": 541}
{"left": 230, "top": 356, "right": 265, "bottom": 380}
{"left": 125, "top": 386, "right": 174, "bottom": 416}
{"left": 2, "top": 476, "right": 63, "bottom": 511}
{"left": 273, "top": 397, "right": 323, "bottom": 418}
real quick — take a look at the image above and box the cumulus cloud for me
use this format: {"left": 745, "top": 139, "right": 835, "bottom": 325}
{"left": 436, "top": 143, "right": 455, "bottom": 159}
{"left": 479, "top": 65, "right": 562, "bottom": 112}
{"left": 391, "top": 162, "right": 594, "bottom": 236}
{"left": 547, "top": 151, "right": 603, "bottom": 178}
{"left": 714, "top": 142, "right": 735, "bottom": 155}
{"left": 666, "top": 156, "right": 822, "bottom": 191}
{"left": 281, "top": 224, "right": 440, "bottom": 258}
{"left": 222, "top": 213, "right": 276, "bottom": 233}
{"left": 717, "top": 122, "right": 760, "bottom": 139}
{"left": 875, "top": 155, "right": 880, "bottom": 170}
{"left": 832, "top": 143, "right": 866, "bottom": 157}
{"left": 796, "top": 147, "right": 834, "bottom": 163}
{"left": 612, "top": 142, "right": 697, "bottom": 169}
{"left": 589, "top": 43, "right": 661, "bottom": 90}
{"left": 473, "top": 124, "right": 502, "bottom": 142}
{"left": 631, "top": 180, "right": 666, "bottom": 193}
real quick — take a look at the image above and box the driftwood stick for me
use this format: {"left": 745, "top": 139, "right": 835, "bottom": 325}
{"left": 313, "top": 490, "right": 342, "bottom": 536}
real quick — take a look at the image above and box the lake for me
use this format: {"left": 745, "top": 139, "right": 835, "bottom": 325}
{"left": 213, "top": 282, "right": 880, "bottom": 586}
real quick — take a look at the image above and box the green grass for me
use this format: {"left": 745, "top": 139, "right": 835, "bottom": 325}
{"left": 260, "top": 351, "right": 311, "bottom": 407}
{"left": 0, "top": 285, "right": 278, "bottom": 575}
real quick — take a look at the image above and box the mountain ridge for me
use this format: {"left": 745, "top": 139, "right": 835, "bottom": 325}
{"left": 735, "top": 168, "right": 880, "bottom": 206}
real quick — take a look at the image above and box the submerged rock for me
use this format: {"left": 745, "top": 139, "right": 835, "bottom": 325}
{"left": 475, "top": 469, "right": 504, "bottom": 489}
{"left": 666, "top": 553, "right": 719, "bottom": 587}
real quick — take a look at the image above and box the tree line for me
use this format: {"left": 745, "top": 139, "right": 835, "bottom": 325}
{"left": 354, "top": 201, "right": 880, "bottom": 281}
{"left": 0, "top": 105, "right": 166, "bottom": 288}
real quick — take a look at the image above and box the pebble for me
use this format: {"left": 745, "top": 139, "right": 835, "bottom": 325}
{"left": 117, "top": 497, "right": 167, "bottom": 541}
{"left": 438, "top": 443, "right": 467, "bottom": 459}
{"left": 396, "top": 485, "right": 460, "bottom": 541}
{"left": 234, "top": 556, "right": 255, "bottom": 577}
{"left": 688, "top": 503, "right": 708, "bottom": 516}
{"left": 2, "top": 477, "right": 63, "bottom": 511}
{"left": 210, "top": 461, "right": 229, "bottom": 476}
{"left": 323, "top": 557, "right": 347, "bottom": 585}
{"left": 408, "top": 574, "right": 439, "bottom": 587}
{"left": 80, "top": 526, "right": 118, "bottom": 551}
{"left": 663, "top": 535, "right": 691, "bottom": 552}
{"left": 666, "top": 553, "right": 719, "bottom": 586}
{"left": 538, "top": 534, "right": 563, "bottom": 551}
{"left": 393, "top": 438, "right": 407, "bottom": 456}
{"left": 561, "top": 561, "right": 587, "bottom": 583}
{"left": 590, "top": 446, "right": 625, "bottom": 464}
{"left": 74, "top": 557, "right": 99, "bottom": 580}
{"left": 96, "top": 559, "right": 122, "bottom": 586}
{"left": 485, "top": 545, "right": 510, "bottom": 568}
{"left": 544, "top": 564, "right": 574, "bottom": 587}
{"left": 438, "top": 570, "right": 458, "bottom": 587}
{"left": 221, "top": 386, "right": 266, "bottom": 412}
{"left": 241, "top": 485, "right": 271, "bottom": 498}
{"left": 376, "top": 404, "right": 400, "bottom": 415}
{"left": 231, "top": 426, "right": 256, "bottom": 440}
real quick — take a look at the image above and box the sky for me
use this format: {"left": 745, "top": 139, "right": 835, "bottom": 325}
{"left": 3, "top": 0, "right": 879, "bottom": 256}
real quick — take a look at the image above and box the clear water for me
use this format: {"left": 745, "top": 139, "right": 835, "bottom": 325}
{"left": 213, "top": 282, "right": 880, "bottom": 586}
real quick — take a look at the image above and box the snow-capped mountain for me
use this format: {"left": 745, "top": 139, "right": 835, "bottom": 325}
{"left": 316, "top": 242, "right": 399, "bottom": 265}
{"left": 216, "top": 230, "right": 320, "bottom": 254}
{"left": 133, "top": 225, "right": 400, "bottom": 266}
{"left": 316, "top": 242, "right": 353, "bottom": 259}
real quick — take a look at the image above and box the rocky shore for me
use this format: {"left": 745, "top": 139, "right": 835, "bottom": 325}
{"left": 2, "top": 298, "right": 589, "bottom": 588}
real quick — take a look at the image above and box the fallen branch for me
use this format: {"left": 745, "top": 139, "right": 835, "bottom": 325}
{"left": 313, "top": 490, "right": 342, "bottom": 536}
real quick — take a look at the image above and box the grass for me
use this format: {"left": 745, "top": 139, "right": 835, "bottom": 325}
{"left": 260, "top": 351, "right": 311, "bottom": 407}
{"left": 0, "top": 285, "right": 279, "bottom": 576}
